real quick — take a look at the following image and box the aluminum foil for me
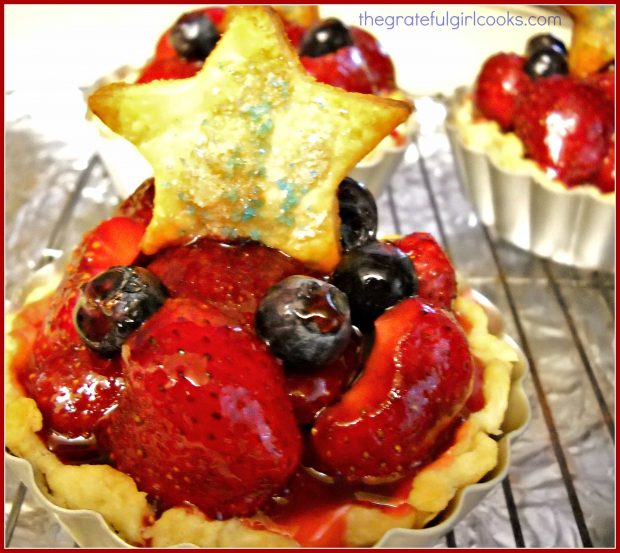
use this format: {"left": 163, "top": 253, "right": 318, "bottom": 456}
{"left": 5, "top": 88, "right": 615, "bottom": 547}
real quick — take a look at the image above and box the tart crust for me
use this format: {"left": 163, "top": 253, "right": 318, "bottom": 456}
{"left": 5, "top": 279, "right": 518, "bottom": 547}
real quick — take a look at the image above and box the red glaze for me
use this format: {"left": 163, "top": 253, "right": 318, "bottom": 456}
{"left": 473, "top": 53, "right": 530, "bottom": 131}
{"left": 148, "top": 238, "right": 311, "bottom": 330}
{"left": 393, "top": 232, "right": 457, "bottom": 310}
{"left": 98, "top": 298, "right": 301, "bottom": 519}
{"left": 260, "top": 467, "right": 415, "bottom": 547}
{"left": 301, "top": 46, "right": 375, "bottom": 94}
{"left": 285, "top": 329, "right": 364, "bottom": 424}
{"left": 311, "top": 298, "right": 474, "bottom": 483}
{"left": 465, "top": 358, "right": 486, "bottom": 413}
{"left": 19, "top": 217, "right": 145, "bottom": 438}
{"left": 349, "top": 27, "right": 396, "bottom": 92}
{"left": 514, "top": 76, "right": 614, "bottom": 185}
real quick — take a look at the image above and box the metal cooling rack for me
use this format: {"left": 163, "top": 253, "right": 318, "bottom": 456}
{"left": 5, "top": 91, "right": 615, "bottom": 548}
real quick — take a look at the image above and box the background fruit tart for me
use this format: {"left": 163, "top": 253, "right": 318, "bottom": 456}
{"left": 446, "top": 6, "right": 614, "bottom": 271}
{"left": 87, "top": 5, "right": 416, "bottom": 200}
{"left": 6, "top": 7, "right": 529, "bottom": 548}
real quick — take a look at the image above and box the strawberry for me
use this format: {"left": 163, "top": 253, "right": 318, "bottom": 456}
{"left": 514, "top": 76, "right": 614, "bottom": 185}
{"left": 136, "top": 57, "right": 202, "bottom": 84}
{"left": 586, "top": 70, "right": 615, "bottom": 104}
{"left": 301, "top": 46, "right": 375, "bottom": 94}
{"left": 148, "top": 238, "right": 311, "bottom": 330}
{"left": 285, "top": 330, "right": 364, "bottom": 425}
{"left": 311, "top": 297, "right": 473, "bottom": 483}
{"left": 393, "top": 233, "right": 457, "bottom": 310}
{"left": 25, "top": 338, "right": 123, "bottom": 439}
{"left": 349, "top": 27, "right": 396, "bottom": 92}
{"left": 115, "top": 178, "right": 155, "bottom": 225}
{"left": 283, "top": 21, "right": 307, "bottom": 49}
{"left": 98, "top": 298, "right": 301, "bottom": 518}
{"left": 473, "top": 53, "right": 530, "bottom": 131}
{"left": 21, "top": 217, "right": 145, "bottom": 438}
{"left": 595, "top": 136, "right": 615, "bottom": 193}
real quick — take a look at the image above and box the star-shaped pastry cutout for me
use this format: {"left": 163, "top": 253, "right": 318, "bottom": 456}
{"left": 88, "top": 6, "right": 411, "bottom": 272}
{"left": 565, "top": 6, "right": 615, "bottom": 77}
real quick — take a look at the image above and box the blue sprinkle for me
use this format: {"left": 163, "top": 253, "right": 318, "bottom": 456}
{"left": 258, "top": 119, "right": 273, "bottom": 135}
{"left": 277, "top": 214, "right": 295, "bottom": 226}
{"left": 241, "top": 206, "right": 257, "bottom": 221}
{"left": 309, "top": 170, "right": 318, "bottom": 178}
{"left": 161, "top": 181, "right": 171, "bottom": 189}
{"left": 249, "top": 230, "right": 261, "bottom": 241}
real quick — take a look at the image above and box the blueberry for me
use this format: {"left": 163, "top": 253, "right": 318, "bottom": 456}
{"left": 299, "top": 18, "right": 354, "bottom": 58}
{"left": 524, "top": 48, "right": 568, "bottom": 79}
{"left": 525, "top": 34, "right": 567, "bottom": 58}
{"left": 170, "top": 12, "right": 220, "bottom": 61}
{"left": 330, "top": 242, "right": 417, "bottom": 328}
{"left": 256, "top": 276, "right": 352, "bottom": 370}
{"left": 74, "top": 266, "right": 167, "bottom": 357}
{"left": 338, "top": 177, "right": 378, "bottom": 251}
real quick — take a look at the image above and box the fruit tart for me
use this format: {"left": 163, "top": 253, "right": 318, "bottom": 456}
{"left": 6, "top": 7, "right": 528, "bottom": 548}
{"left": 89, "top": 5, "right": 414, "bottom": 200}
{"left": 446, "top": 6, "right": 615, "bottom": 271}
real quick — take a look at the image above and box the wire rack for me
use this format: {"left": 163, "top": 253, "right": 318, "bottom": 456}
{"left": 5, "top": 92, "right": 615, "bottom": 548}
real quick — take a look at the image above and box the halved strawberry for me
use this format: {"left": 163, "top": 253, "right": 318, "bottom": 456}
{"left": 98, "top": 298, "right": 301, "bottom": 518}
{"left": 148, "top": 238, "right": 311, "bottom": 330}
{"left": 393, "top": 232, "right": 457, "bottom": 310}
{"left": 311, "top": 297, "right": 473, "bottom": 483}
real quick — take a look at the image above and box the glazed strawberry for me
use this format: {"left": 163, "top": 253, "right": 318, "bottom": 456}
{"left": 98, "top": 298, "right": 301, "bottom": 518}
{"left": 136, "top": 57, "right": 202, "bottom": 84}
{"left": 301, "top": 46, "right": 375, "bottom": 94}
{"left": 148, "top": 238, "right": 311, "bottom": 329}
{"left": 514, "top": 76, "right": 614, "bottom": 185}
{"left": 311, "top": 298, "right": 473, "bottom": 483}
{"left": 595, "top": 136, "right": 615, "bottom": 193}
{"left": 284, "top": 21, "right": 307, "bottom": 49}
{"left": 24, "top": 338, "right": 123, "bottom": 439}
{"left": 349, "top": 27, "right": 396, "bottom": 91}
{"left": 393, "top": 232, "right": 457, "bottom": 310}
{"left": 586, "top": 70, "right": 615, "bottom": 103}
{"left": 19, "top": 217, "right": 145, "bottom": 438}
{"left": 285, "top": 330, "right": 364, "bottom": 425}
{"left": 115, "top": 178, "right": 155, "bottom": 225}
{"left": 473, "top": 53, "right": 530, "bottom": 131}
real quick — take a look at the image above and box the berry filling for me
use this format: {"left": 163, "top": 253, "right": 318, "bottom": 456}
{"left": 472, "top": 33, "right": 615, "bottom": 192}
{"left": 9, "top": 175, "right": 486, "bottom": 545}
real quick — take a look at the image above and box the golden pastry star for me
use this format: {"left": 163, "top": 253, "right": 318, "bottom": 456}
{"left": 564, "top": 6, "right": 615, "bottom": 77}
{"left": 88, "top": 6, "right": 411, "bottom": 272}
